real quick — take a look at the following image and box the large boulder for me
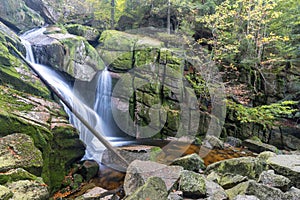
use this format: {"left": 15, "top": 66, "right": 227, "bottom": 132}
{"left": 28, "top": 26, "right": 105, "bottom": 81}
{"left": 205, "top": 157, "right": 267, "bottom": 180}
{"left": 0, "top": 134, "right": 43, "bottom": 175}
{"left": 23, "top": 0, "right": 93, "bottom": 25}
{"left": 0, "top": 0, "right": 44, "bottom": 32}
{"left": 267, "top": 155, "right": 300, "bottom": 188}
{"left": 124, "top": 176, "right": 168, "bottom": 200}
{"left": 226, "top": 180, "right": 284, "bottom": 200}
{"left": 124, "top": 160, "right": 183, "bottom": 196}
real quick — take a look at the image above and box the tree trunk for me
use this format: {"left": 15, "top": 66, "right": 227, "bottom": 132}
{"left": 167, "top": 0, "right": 171, "bottom": 34}
{"left": 111, "top": 0, "right": 115, "bottom": 29}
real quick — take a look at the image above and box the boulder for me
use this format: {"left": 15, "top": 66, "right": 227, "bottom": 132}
{"left": 81, "top": 186, "right": 114, "bottom": 200}
{"left": 0, "top": 0, "right": 44, "bottom": 32}
{"left": 207, "top": 172, "right": 248, "bottom": 189}
{"left": 179, "top": 170, "right": 206, "bottom": 198}
{"left": 284, "top": 187, "right": 300, "bottom": 200}
{"left": 124, "top": 160, "right": 183, "bottom": 195}
{"left": 225, "top": 136, "right": 242, "bottom": 147}
{"left": 65, "top": 24, "right": 100, "bottom": 43}
{"left": 267, "top": 155, "right": 300, "bottom": 188}
{"left": 6, "top": 180, "right": 49, "bottom": 200}
{"left": 242, "top": 139, "right": 279, "bottom": 154}
{"left": 29, "top": 26, "right": 105, "bottom": 81}
{"left": 202, "top": 135, "right": 224, "bottom": 149}
{"left": 23, "top": 0, "right": 93, "bottom": 25}
{"left": 79, "top": 160, "right": 99, "bottom": 181}
{"left": 258, "top": 170, "right": 291, "bottom": 191}
{"left": 205, "top": 157, "right": 266, "bottom": 180}
{"left": 0, "top": 168, "right": 39, "bottom": 185}
{"left": 124, "top": 176, "right": 168, "bottom": 200}
{"left": 171, "top": 153, "right": 206, "bottom": 172}
{"left": 0, "top": 133, "right": 43, "bottom": 175}
{"left": 226, "top": 180, "right": 284, "bottom": 200}
{"left": 205, "top": 179, "right": 228, "bottom": 200}
{"left": 0, "top": 185, "right": 13, "bottom": 200}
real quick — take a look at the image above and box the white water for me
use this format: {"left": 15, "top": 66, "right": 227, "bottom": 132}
{"left": 20, "top": 28, "right": 130, "bottom": 163}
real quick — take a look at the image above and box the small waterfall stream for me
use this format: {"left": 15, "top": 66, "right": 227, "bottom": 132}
{"left": 20, "top": 28, "right": 129, "bottom": 164}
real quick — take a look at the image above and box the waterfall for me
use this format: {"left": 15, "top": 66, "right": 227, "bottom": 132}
{"left": 20, "top": 28, "right": 128, "bottom": 164}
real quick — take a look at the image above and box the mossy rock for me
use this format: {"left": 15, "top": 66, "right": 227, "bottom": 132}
{"left": 0, "top": 168, "right": 39, "bottom": 185}
{"left": 0, "top": 185, "right": 13, "bottom": 200}
{"left": 65, "top": 24, "right": 100, "bottom": 43}
{"left": 0, "top": 133, "right": 43, "bottom": 175}
{"left": 205, "top": 157, "right": 267, "bottom": 180}
{"left": 0, "top": 0, "right": 44, "bottom": 32}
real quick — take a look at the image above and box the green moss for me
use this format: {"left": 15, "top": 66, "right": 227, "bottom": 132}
{"left": 0, "top": 168, "right": 38, "bottom": 185}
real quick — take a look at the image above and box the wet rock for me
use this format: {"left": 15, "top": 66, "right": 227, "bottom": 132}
{"left": 6, "top": 180, "right": 49, "bottom": 200}
{"left": 258, "top": 170, "right": 291, "bottom": 191}
{"left": 205, "top": 157, "right": 266, "bottom": 180}
{"left": 102, "top": 146, "right": 164, "bottom": 170}
{"left": 0, "top": 133, "right": 43, "bottom": 175}
{"left": 0, "top": 185, "right": 13, "bottom": 200}
{"left": 242, "top": 139, "right": 279, "bottom": 154}
{"left": 124, "top": 160, "right": 183, "bottom": 195}
{"left": 226, "top": 180, "right": 284, "bottom": 200}
{"left": 179, "top": 170, "right": 206, "bottom": 198}
{"left": 124, "top": 176, "right": 168, "bottom": 200}
{"left": 233, "top": 195, "right": 259, "bottom": 200}
{"left": 29, "top": 26, "right": 105, "bottom": 81}
{"left": 267, "top": 155, "right": 300, "bottom": 188}
{"left": 171, "top": 153, "right": 206, "bottom": 172}
{"left": 79, "top": 160, "right": 99, "bottom": 181}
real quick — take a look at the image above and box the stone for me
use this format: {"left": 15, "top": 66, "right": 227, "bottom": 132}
{"left": 124, "top": 176, "right": 168, "bottom": 200}
{"left": 205, "top": 179, "right": 228, "bottom": 200}
{"left": 233, "top": 195, "right": 259, "bottom": 200}
{"left": 225, "top": 136, "right": 242, "bottom": 147}
{"left": 0, "top": 0, "right": 44, "bottom": 32}
{"left": 7, "top": 180, "right": 49, "bottom": 200}
{"left": 226, "top": 180, "right": 284, "bottom": 200}
{"left": 257, "top": 151, "right": 276, "bottom": 161}
{"left": 217, "top": 173, "right": 248, "bottom": 189}
{"left": 168, "top": 191, "right": 183, "bottom": 200}
{"left": 102, "top": 146, "right": 165, "bottom": 170}
{"left": 283, "top": 187, "right": 300, "bottom": 200}
{"left": 242, "top": 139, "right": 279, "bottom": 154}
{"left": 258, "top": 170, "right": 291, "bottom": 191}
{"left": 82, "top": 186, "right": 113, "bottom": 200}
{"left": 179, "top": 170, "right": 206, "bottom": 198}
{"left": 79, "top": 160, "right": 99, "bottom": 181}
{"left": 124, "top": 160, "right": 183, "bottom": 195}
{"left": 23, "top": 0, "right": 94, "bottom": 25}
{"left": 205, "top": 157, "right": 266, "bottom": 180}
{"left": 65, "top": 24, "right": 100, "bottom": 43}
{"left": 0, "top": 133, "right": 43, "bottom": 175}
{"left": 0, "top": 185, "right": 13, "bottom": 200}
{"left": 267, "top": 155, "right": 300, "bottom": 188}
{"left": 171, "top": 153, "right": 206, "bottom": 172}
{"left": 202, "top": 135, "right": 224, "bottom": 149}
{"left": 30, "top": 26, "right": 105, "bottom": 81}
{"left": 0, "top": 168, "right": 38, "bottom": 185}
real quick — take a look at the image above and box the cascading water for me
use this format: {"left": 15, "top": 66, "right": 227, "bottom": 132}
{"left": 20, "top": 28, "right": 129, "bottom": 164}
